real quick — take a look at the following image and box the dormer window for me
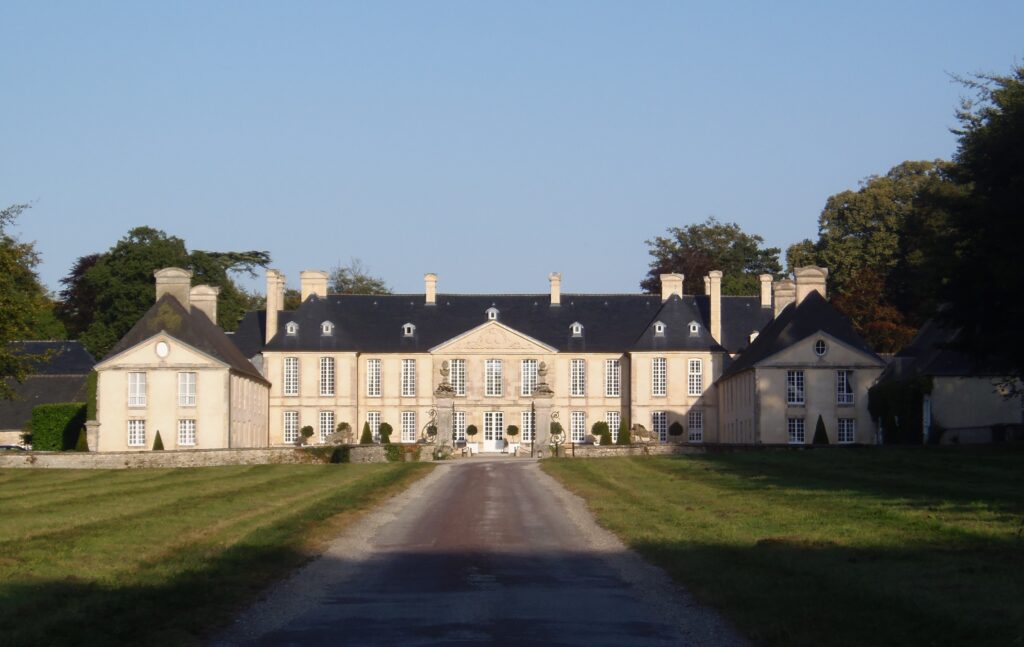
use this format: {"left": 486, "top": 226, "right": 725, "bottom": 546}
{"left": 570, "top": 322, "right": 584, "bottom": 337}
{"left": 403, "top": 323, "right": 416, "bottom": 337}
{"left": 486, "top": 307, "right": 499, "bottom": 321}
{"left": 653, "top": 321, "right": 666, "bottom": 336}
{"left": 285, "top": 322, "right": 299, "bottom": 336}
{"left": 814, "top": 339, "right": 828, "bottom": 357}
{"left": 688, "top": 321, "right": 700, "bottom": 336}
{"left": 321, "top": 321, "right": 334, "bottom": 336}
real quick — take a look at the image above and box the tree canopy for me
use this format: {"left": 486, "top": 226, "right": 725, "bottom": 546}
{"left": 329, "top": 258, "right": 392, "bottom": 295}
{"left": 641, "top": 217, "right": 781, "bottom": 295}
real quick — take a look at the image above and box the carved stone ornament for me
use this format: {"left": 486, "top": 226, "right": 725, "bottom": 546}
{"left": 533, "top": 360, "right": 554, "bottom": 397}
{"left": 435, "top": 361, "right": 455, "bottom": 396}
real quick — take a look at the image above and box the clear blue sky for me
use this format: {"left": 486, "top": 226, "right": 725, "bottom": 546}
{"left": 2, "top": 2, "right": 1021, "bottom": 296}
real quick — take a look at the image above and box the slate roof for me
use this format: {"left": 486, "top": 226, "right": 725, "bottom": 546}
{"left": 719, "top": 291, "right": 882, "bottom": 380}
{"left": 0, "top": 341, "right": 95, "bottom": 431}
{"left": 105, "top": 295, "right": 268, "bottom": 384}
{"left": 6, "top": 341, "right": 96, "bottom": 374}
{"left": 877, "top": 318, "right": 1014, "bottom": 383}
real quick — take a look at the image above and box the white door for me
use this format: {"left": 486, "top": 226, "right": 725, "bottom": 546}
{"left": 483, "top": 412, "right": 504, "bottom": 452}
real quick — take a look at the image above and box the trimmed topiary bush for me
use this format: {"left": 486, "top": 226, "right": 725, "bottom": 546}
{"left": 813, "top": 415, "right": 830, "bottom": 445}
{"left": 616, "top": 420, "right": 631, "bottom": 445}
{"left": 30, "top": 403, "right": 86, "bottom": 451}
{"left": 360, "top": 421, "right": 374, "bottom": 445}
{"left": 299, "top": 425, "right": 314, "bottom": 446}
{"left": 506, "top": 424, "right": 519, "bottom": 438}
{"left": 153, "top": 431, "right": 165, "bottom": 451}
{"left": 465, "top": 424, "right": 478, "bottom": 440}
{"left": 669, "top": 421, "right": 684, "bottom": 437}
{"left": 74, "top": 427, "right": 89, "bottom": 452}
{"left": 379, "top": 422, "right": 393, "bottom": 444}
{"left": 591, "top": 421, "right": 611, "bottom": 445}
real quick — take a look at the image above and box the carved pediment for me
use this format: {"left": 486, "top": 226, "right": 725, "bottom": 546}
{"left": 430, "top": 321, "right": 556, "bottom": 354}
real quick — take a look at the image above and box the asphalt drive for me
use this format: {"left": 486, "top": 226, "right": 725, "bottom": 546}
{"left": 214, "top": 458, "right": 746, "bottom": 646}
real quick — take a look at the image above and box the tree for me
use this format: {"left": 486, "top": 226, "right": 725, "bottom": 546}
{"left": 830, "top": 269, "right": 917, "bottom": 353}
{"left": 641, "top": 217, "right": 782, "bottom": 295}
{"left": 329, "top": 258, "right": 392, "bottom": 295}
{"left": 360, "top": 422, "right": 374, "bottom": 445}
{"left": 812, "top": 415, "right": 829, "bottom": 445}
{"left": 465, "top": 424, "right": 478, "bottom": 442}
{"left": 378, "top": 422, "right": 393, "bottom": 444}
{"left": 616, "top": 420, "right": 631, "bottom": 445}
{"left": 152, "top": 430, "right": 165, "bottom": 451}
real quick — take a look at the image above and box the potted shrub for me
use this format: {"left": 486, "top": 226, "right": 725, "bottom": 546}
{"left": 378, "top": 422, "right": 393, "bottom": 445}
{"left": 506, "top": 424, "right": 519, "bottom": 453}
{"left": 465, "top": 424, "right": 479, "bottom": 454}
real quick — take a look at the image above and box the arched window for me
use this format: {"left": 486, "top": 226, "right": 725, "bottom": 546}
{"left": 321, "top": 321, "right": 334, "bottom": 336}
{"left": 654, "top": 321, "right": 666, "bottom": 336}
{"left": 688, "top": 321, "right": 700, "bottom": 335}
{"left": 285, "top": 322, "right": 299, "bottom": 336}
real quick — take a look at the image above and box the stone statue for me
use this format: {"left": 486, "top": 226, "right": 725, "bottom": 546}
{"left": 435, "top": 360, "right": 455, "bottom": 396}
{"left": 534, "top": 360, "right": 554, "bottom": 397}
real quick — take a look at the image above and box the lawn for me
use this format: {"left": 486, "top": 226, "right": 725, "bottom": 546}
{"left": 543, "top": 448, "right": 1024, "bottom": 647}
{"left": 0, "top": 463, "right": 431, "bottom": 646}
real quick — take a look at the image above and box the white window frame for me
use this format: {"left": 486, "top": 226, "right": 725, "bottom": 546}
{"left": 453, "top": 411, "right": 466, "bottom": 442}
{"left": 486, "top": 307, "right": 499, "bottom": 321}
{"left": 401, "top": 359, "right": 417, "bottom": 397}
{"left": 367, "top": 411, "right": 381, "bottom": 443}
{"left": 570, "top": 411, "right": 586, "bottom": 443}
{"left": 403, "top": 323, "right": 415, "bottom": 337}
{"left": 521, "top": 410, "right": 535, "bottom": 443}
{"left": 484, "top": 411, "right": 504, "bottom": 443}
{"left": 283, "top": 411, "right": 299, "bottom": 444}
{"left": 688, "top": 359, "right": 703, "bottom": 396}
{"left": 319, "top": 410, "right": 335, "bottom": 443}
{"left": 604, "top": 359, "right": 621, "bottom": 397}
{"left": 283, "top": 357, "right": 299, "bottom": 396}
{"left": 688, "top": 409, "right": 703, "bottom": 443}
{"left": 652, "top": 411, "right": 668, "bottom": 442}
{"left": 788, "top": 417, "right": 805, "bottom": 444}
{"left": 127, "top": 419, "right": 146, "bottom": 447}
{"left": 520, "top": 359, "right": 538, "bottom": 396}
{"left": 837, "top": 370, "right": 854, "bottom": 405}
{"left": 128, "top": 372, "right": 146, "bottom": 408}
{"left": 485, "top": 359, "right": 503, "bottom": 397}
{"left": 652, "top": 357, "right": 667, "bottom": 397}
{"left": 401, "top": 411, "right": 416, "bottom": 443}
{"left": 177, "top": 372, "right": 196, "bottom": 407}
{"left": 451, "top": 358, "right": 466, "bottom": 396}
{"left": 838, "top": 418, "right": 856, "bottom": 444}
{"left": 366, "top": 359, "right": 381, "bottom": 397}
{"left": 178, "top": 419, "right": 196, "bottom": 446}
{"left": 320, "top": 357, "right": 335, "bottom": 397}
{"left": 607, "top": 411, "right": 621, "bottom": 443}
{"left": 321, "top": 321, "right": 334, "bottom": 336}
{"left": 570, "top": 359, "right": 586, "bottom": 397}
{"left": 571, "top": 322, "right": 583, "bottom": 337}
{"left": 285, "top": 321, "right": 298, "bottom": 336}
{"left": 787, "top": 370, "right": 805, "bottom": 405}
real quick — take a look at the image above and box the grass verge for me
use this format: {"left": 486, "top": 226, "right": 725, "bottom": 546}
{"left": 543, "top": 448, "right": 1024, "bottom": 646}
{"left": 0, "top": 463, "right": 431, "bottom": 646}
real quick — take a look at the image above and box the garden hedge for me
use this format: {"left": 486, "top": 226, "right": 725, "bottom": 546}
{"left": 30, "top": 402, "right": 87, "bottom": 451}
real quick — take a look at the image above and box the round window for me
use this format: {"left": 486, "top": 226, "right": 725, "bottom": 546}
{"left": 813, "top": 339, "right": 827, "bottom": 357}
{"left": 155, "top": 341, "right": 170, "bottom": 358}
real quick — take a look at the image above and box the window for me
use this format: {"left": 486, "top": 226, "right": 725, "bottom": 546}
{"left": 652, "top": 411, "right": 668, "bottom": 442}
{"left": 837, "top": 370, "right": 854, "bottom": 405}
{"left": 401, "top": 411, "right": 416, "bottom": 443}
{"left": 401, "top": 359, "right": 416, "bottom": 397}
{"left": 367, "top": 411, "right": 381, "bottom": 443}
{"left": 486, "top": 307, "right": 499, "bottom": 320}
{"left": 521, "top": 410, "right": 535, "bottom": 442}
{"left": 688, "top": 359, "right": 703, "bottom": 396}
{"left": 607, "top": 411, "right": 621, "bottom": 443}
{"left": 688, "top": 410, "right": 703, "bottom": 443}
{"left": 484, "top": 412, "right": 504, "bottom": 443}
{"left": 453, "top": 411, "right": 466, "bottom": 442}
{"left": 786, "top": 370, "right": 805, "bottom": 405}
{"left": 571, "top": 411, "right": 586, "bottom": 443}
{"left": 321, "top": 321, "right": 334, "bottom": 336}
{"left": 838, "top": 418, "right": 856, "bottom": 444}
{"left": 284, "top": 411, "right": 299, "bottom": 444}
{"left": 284, "top": 357, "right": 299, "bottom": 396}
{"left": 652, "top": 357, "right": 667, "bottom": 396}
{"left": 128, "top": 372, "right": 146, "bottom": 407}
{"left": 366, "top": 359, "right": 381, "bottom": 397}
{"left": 570, "top": 359, "right": 586, "bottom": 397}
{"left": 688, "top": 321, "right": 700, "bottom": 335}
{"left": 571, "top": 322, "right": 583, "bottom": 337}
{"left": 285, "top": 322, "right": 298, "bottom": 336}
{"left": 403, "top": 323, "right": 415, "bottom": 337}
{"left": 520, "top": 359, "right": 538, "bottom": 396}
{"left": 814, "top": 339, "right": 828, "bottom": 357}
{"left": 788, "top": 417, "right": 805, "bottom": 444}
{"left": 320, "top": 357, "right": 335, "bottom": 397}
{"left": 450, "top": 359, "right": 466, "bottom": 396}
{"left": 485, "top": 359, "right": 503, "bottom": 397}
{"left": 177, "top": 372, "right": 196, "bottom": 407}
{"left": 127, "top": 420, "right": 146, "bottom": 447}
{"left": 654, "top": 321, "right": 665, "bottom": 336}
{"left": 605, "top": 359, "right": 621, "bottom": 397}
{"left": 319, "top": 410, "right": 335, "bottom": 443}
{"left": 178, "top": 419, "right": 196, "bottom": 446}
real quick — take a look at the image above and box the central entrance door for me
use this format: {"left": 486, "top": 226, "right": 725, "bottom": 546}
{"left": 483, "top": 411, "right": 504, "bottom": 452}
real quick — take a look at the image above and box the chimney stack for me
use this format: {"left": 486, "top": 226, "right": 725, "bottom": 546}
{"left": 794, "top": 266, "right": 828, "bottom": 305}
{"left": 299, "top": 270, "right": 328, "bottom": 302}
{"left": 424, "top": 273, "right": 437, "bottom": 305}
{"left": 154, "top": 268, "right": 192, "bottom": 308}
{"left": 759, "top": 274, "right": 773, "bottom": 308}
{"left": 189, "top": 285, "right": 220, "bottom": 323}
{"left": 660, "top": 273, "right": 684, "bottom": 301}
{"left": 703, "top": 276, "right": 711, "bottom": 295}
{"left": 265, "top": 269, "right": 286, "bottom": 344}
{"left": 549, "top": 272, "right": 561, "bottom": 306}
{"left": 708, "top": 270, "right": 722, "bottom": 343}
{"left": 773, "top": 279, "right": 796, "bottom": 317}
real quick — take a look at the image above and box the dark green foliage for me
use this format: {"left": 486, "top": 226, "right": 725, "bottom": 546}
{"left": 591, "top": 421, "right": 612, "bottom": 445}
{"left": 668, "top": 421, "right": 684, "bottom": 437}
{"left": 329, "top": 258, "right": 392, "bottom": 295}
{"left": 74, "top": 427, "right": 89, "bottom": 452}
{"left": 465, "top": 424, "right": 478, "bottom": 438}
{"left": 303, "top": 445, "right": 349, "bottom": 463}
{"left": 385, "top": 445, "right": 402, "bottom": 462}
{"left": 813, "top": 415, "right": 829, "bottom": 445}
{"left": 360, "top": 421, "right": 374, "bottom": 445}
{"left": 378, "top": 422, "right": 393, "bottom": 444}
{"left": 506, "top": 424, "right": 519, "bottom": 437}
{"left": 550, "top": 421, "right": 564, "bottom": 437}
{"left": 616, "top": 420, "right": 631, "bottom": 445}
{"left": 426, "top": 424, "right": 437, "bottom": 437}
{"left": 29, "top": 403, "right": 86, "bottom": 451}
{"left": 335, "top": 421, "right": 351, "bottom": 435}
{"left": 85, "top": 370, "right": 98, "bottom": 420}
{"left": 152, "top": 431, "right": 164, "bottom": 451}
{"left": 300, "top": 426, "right": 314, "bottom": 440}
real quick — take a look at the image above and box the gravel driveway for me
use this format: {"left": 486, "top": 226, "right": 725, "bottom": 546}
{"left": 213, "top": 458, "right": 746, "bottom": 646}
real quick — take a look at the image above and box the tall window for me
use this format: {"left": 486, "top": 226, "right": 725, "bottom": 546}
{"left": 607, "top": 411, "right": 621, "bottom": 443}
{"left": 127, "top": 419, "right": 146, "bottom": 447}
{"left": 401, "top": 359, "right": 416, "bottom": 397}
{"left": 521, "top": 359, "right": 538, "bottom": 396}
{"left": 178, "top": 419, "right": 196, "bottom": 446}
{"left": 570, "top": 411, "right": 586, "bottom": 443}
{"left": 605, "top": 359, "right": 621, "bottom": 397}
{"left": 484, "top": 412, "right": 504, "bottom": 443}
{"left": 367, "top": 411, "right": 381, "bottom": 443}
{"left": 128, "top": 372, "right": 146, "bottom": 407}
{"left": 283, "top": 411, "right": 299, "bottom": 444}
{"left": 570, "top": 359, "right": 586, "bottom": 397}
{"left": 787, "top": 370, "right": 805, "bottom": 405}
{"left": 688, "top": 359, "right": 703, "bottom": 396}
{"left": 177, "top": 372, "right": 195, "bottom": 407}
{"left": 485, "top": 359, "right": 503, "bottom": 397}
{"left": 320, "top": 357, "right": 335, "bottom": 397}
{"left": 836, "top": 370, "right": 854, "bottom": 405}
{"left": 366, "top": 359, "right": 381, "bottom": 397}
{"left": 652, "top": 357, "right": 667, "bottom": 396}
{"left": 284, "top": 357, "right": 299, "bottom": 396}
{"left": 319, "top": 410, "right": 335, "bottom": 443}
{"left": 652, "top": 411, "right": 668, "bottom": 442}
{"left": 450, "top": 359, "right": 466, "bottom": 396}
{"left": 688, "top": 410, "right": 704, "bottom": 443}
{"left": 401, "top": 411, "right": 416, "bottom": 443}
{"left": 838, "top": 418, "right": 856, "bottom": 443}
{"left": 521, "top": 410, "right": 535, "bottom": 442}
{"left": 453, "top": 411, "right": 466, "bottom": 442}
{"left": 788, "top": 417, "right": 805, "bottom": 444}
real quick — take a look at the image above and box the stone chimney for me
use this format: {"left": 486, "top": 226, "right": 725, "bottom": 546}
{"left": 773, "top": 279, "right": 796, "bottom": 317}
{"left": 794, "top": 266, "right": 828, "bottom": 305}
{"left": 299, "top": 270, "right": 328, "bottom": 302}
{"left": 265, "top": 269, "right": 286, "bottom": 344}
{"left": 189, "top": 285, "right": 220, "bottom": 323}
{"left": 660, "top": 273, "right": 684, "bottom": 301}
{"left": 708, "top": 270, "right": 722, "bottom": 343}
{"left": 424, "top": 273, "right": 437, "bottom": 305}
{"left": 703, "top": 276, "right": 711, "bottom": 295}
{"left": 549, "top": 272, "right": 561, "bottom": 306}
{"left": 154, "top": 267, "right": 192, "bottom": 307}
{"left": 759, "top": 274, "right": 773, "bottom": 308}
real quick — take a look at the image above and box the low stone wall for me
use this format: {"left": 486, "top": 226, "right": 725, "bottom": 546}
{"left": 0, "top": 445, "right": 396, "bottom": 469}
{"left": 563, "top": 444, "right": 707, "bottom": 458}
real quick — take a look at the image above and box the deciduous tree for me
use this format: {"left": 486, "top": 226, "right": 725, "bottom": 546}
{"left": 329, "top": 258, "right": 392, "bottom": 295}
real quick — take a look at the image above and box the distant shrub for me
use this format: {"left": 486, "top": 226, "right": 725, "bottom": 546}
{"left": 506, "top": 425, "right": 519, "bottom": 438}
{"left": 591, "top": 421, "right": 611, "bottom": 445}
{"left": 465, "top": 424, "right": 478, "bottom": 439}
{"left": 379, "top": 422, "right": 393, "bottom": 444}
{"left": 30, "top": 403, "right": 86, "bottom": 451}
{"left": 153, "top": 431, "right": 165, "bottom": 451}
{"left": 300, "top": 426, "right": 314, "bottom": 445}
{"left": 74, "top": 427, "right": 89, "bottom": 452}
{"left": 85, "top": 371, "right": 98, "bottom": 420}
{"left": 669, "top": 421, "right": 684, "bottom": 437}
{"left": 616, "top": 420, "right": 631, "bottom": 445}
{"left": 550, "top": 421, "right": 564, "bottom": 437}
{"left": 360, "top": 422, "right": 374, "bottom": 445}
{"left": 813, "top": 415, "right": 829, "bottom": 445}
{"left": 385, "top": 444, "right": 402, "bottom": 462}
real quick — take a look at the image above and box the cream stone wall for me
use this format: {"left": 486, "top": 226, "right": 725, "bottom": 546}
{"left": 931, "top": 377, "right": 1022, "bottom": 430}
{"left": 266, "top": 351, "right": 360, "bottom": 445}
{"left": 230, "top": 373, "right": 270, "bottom": 447}
{"left": 719, "top": 370, "right": 757, "bottom": 443}
{"left": 630, "top": 351, "right": 720, "bottom": 443}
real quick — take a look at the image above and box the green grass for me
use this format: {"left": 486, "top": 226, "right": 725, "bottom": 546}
{"left": 0, "top": 463, "right": 431, "bottom": 646}
{"left": 543, "top": 448, "right": 1024, "bottom": 647}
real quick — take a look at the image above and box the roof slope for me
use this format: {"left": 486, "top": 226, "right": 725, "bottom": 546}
{"left": 877, "top": 318, "right": 1014, "bottom": 383}
{"left": 6, "top": 341, "right": 95, "bottom": 374}
{"left": 105, "top": 295, "right": 267, "bottom": 384}
{"left": 0, "top": 341, "right": 95, "bottom": 430}
{"left": 630, "top": 295, "right": 723, "bottom": 352}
